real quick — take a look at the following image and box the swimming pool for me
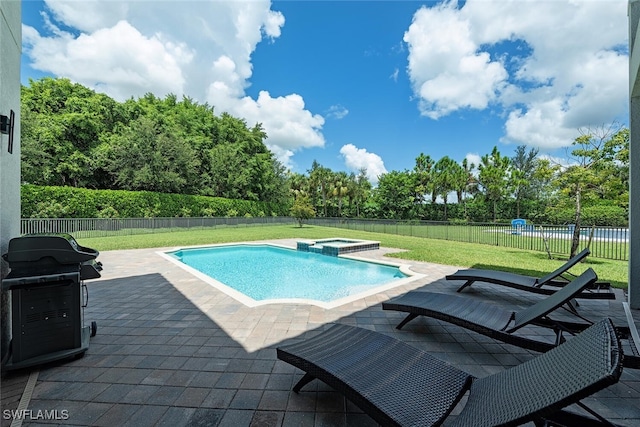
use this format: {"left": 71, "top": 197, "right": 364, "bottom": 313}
{"left": 160, "top": 243, "right": 421, "bottom": 308}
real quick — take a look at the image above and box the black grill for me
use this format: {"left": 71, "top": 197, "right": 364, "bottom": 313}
{"left": 1, "top": 233, "right": 102, "bottom": 371}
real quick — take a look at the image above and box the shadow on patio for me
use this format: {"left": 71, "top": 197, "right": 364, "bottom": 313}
{"left": 2, "top": 247, "right": 640, "bottom": 426}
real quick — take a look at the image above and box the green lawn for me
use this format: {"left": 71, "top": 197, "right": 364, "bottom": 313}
{"left": 80, "top": 224, "right": 629, "bottom": 289}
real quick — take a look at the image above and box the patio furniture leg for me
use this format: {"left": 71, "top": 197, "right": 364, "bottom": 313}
{"left": 456, "top": 280, "right": 474, "bottom": 293}
{"left": 293, "top": 373, "right": 316, "bottom": 392}
{"left": 395, "top": 313, "right": 419, "bottom": 330}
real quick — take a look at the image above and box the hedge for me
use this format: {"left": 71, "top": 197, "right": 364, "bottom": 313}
{"left": 21, "top": 185, "right": 290, "bottom": 218}
{"left": 543, "top": 204, "right": 628, "bottom": 227}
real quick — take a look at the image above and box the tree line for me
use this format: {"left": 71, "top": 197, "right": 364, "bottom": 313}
{"left": 288, "top": 126, "right": 628, "bottom": 228}
{"left": 21, "top": 77, "right": 629, "bottom": 230}
{"left": 21, "top": 77, "right": 289, "bottom": 204}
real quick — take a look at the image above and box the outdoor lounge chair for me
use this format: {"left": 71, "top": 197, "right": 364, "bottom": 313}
{"left": 446, "top": 248, "right": 614, "bottom": 299}
{"left": 382, "top": 268, "right": 640, "bottom": 369}
{"left": 277, "top": 318, "right": 623, "bottom": 426}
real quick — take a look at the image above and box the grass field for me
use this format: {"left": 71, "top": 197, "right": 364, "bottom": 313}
{"left": 309, "top": 220, "right": 630, "bottom": 262}
{"left": 80, "top": 224, "right": 629, "bottom": 289}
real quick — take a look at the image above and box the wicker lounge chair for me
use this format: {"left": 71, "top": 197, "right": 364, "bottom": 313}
{"left": 382, "top": 268, "right": 640, "bottom": 369}
{"left": 277, "top": 318, "right": 623, "bottom": 426}
{"left": 446, "top": 248, "right": 614, "bottom": 299}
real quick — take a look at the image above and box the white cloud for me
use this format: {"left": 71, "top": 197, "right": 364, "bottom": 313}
{"left": 44, "top": 0, "right": 129, "bottom": 33}
{"left": 405, "top": 0, "right": 628, "bottom": 150}
{"left": 503, "top": 99, "right": 580, "bottom": 149}
{"left": 404, "top": 2, "right": 508, "bottom": 119}
{"left": 339, "top": 144, "right": 388, "bottom": 185}
{"left": 390, "top": 68, "right": 399, "bottom": 82}
{"left": 325, "top": 105, "right": 349, "bottom": 120}
{"left": 231, "top": 91, "right": 325, "bottom": 168}
{"left": 23, "top": 20, "right": 193, "bottom": 101}
{"left": 23, "top": 0, "right": 324, "bottom": 164}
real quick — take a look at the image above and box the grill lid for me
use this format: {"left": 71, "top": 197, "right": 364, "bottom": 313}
{"left": 2, "top": 233, "right": 99, "bottom": 265}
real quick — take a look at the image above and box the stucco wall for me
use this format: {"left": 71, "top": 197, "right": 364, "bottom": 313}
{"left": 0, "top": 0, "right": 21, "bottom": 363}
{"left": 630, "top": 1, "right": 640, "bottom": 309}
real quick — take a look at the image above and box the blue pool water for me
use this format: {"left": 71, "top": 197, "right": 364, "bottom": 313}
{"left": 167, "top": 245, "right": 407, "bottom": 303}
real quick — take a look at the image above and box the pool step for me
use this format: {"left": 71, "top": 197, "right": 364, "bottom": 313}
{"left": 309, "top": 245, "right": 324, "bottom": 254}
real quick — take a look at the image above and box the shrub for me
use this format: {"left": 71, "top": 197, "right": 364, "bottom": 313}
{"left": 31, "top": 201, "right": 70, "bottom": 218}
{"left": 290, "top": 194, "right": 315, "bottom": 227}
{"left": 544, "top": 204, "right": 628, "bottom": 227}
{"left": 97, "top": 206, "right": 119, "bottom": 218}
{"left": 21, "top": 185, "right": 290, "bottom": 218}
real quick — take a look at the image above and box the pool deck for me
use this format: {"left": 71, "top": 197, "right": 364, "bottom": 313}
{"left": 2, "top": 239, "right": 639, "bottom": 426}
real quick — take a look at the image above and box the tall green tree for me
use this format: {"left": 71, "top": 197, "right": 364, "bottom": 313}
{"left": 21, "top": 77, "right": 125, "bottom": 187}
{"left": 413, "top": 153, "right": 434, "bottom": 216}
{"left": 22, "top": 77, "right": 289, "bottom": 205}
{"left": 599, "top": 127, "right": 629, "bottom": 207}
{"left": 308, "top": 160, "right": 333, "bottom": 217}
{"left": 103, "top": 116, "right": 200, "bottom": 193}
{"left": 206, "top": 118, "right": 286, "bottom": 202}
{"left": 510, "top": 145, "right": 539, "bottom": 218}
{"left": 530, "top": 158, "right": 561, "bottom": 222}
{"left": 556, "top": 124, "right": 627, "bottom": 257}
{"left": 374, "top": 170, "right": 416, "bottom": 219}
{"left": 452, "top": 158, "right": 475, "bottom": 219}
{"left": 331, "top": 171, "right": 350, "bottom": 216}
{"left": 478, "top": 146, "right": 511, "bottom": 221}
{"left": 431, "top": 156, "right": 461, "bottom": 220}
{"left": 351, "top": 168, "right": 371, "bottom": 217}
{"left": 288, "top": 171, "right": 310, "bottom": 197}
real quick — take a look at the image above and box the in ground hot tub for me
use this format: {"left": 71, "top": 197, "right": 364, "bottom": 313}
{"left": 297, "top": 238, "right": 380, "bottom": 256}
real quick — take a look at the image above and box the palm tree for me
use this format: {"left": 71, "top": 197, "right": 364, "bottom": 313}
{"left": 452, "top": 158, "right": 474, "bottom": 218}
{"left": 478, "top": 146, "right": 510, "bottom": 221}
{"left": 413, "top": 153, "right": 434, "bottom": 216}
{"left": 432, "top": 156, "right": 460, "bottom": 220}
{"left": 510, "top": 145, "right": 539, "bottom": 218}
{"left": 353, "top": 168, "right": 371, "bottom": 217}
{"left": 308, "top": 160, "right": 332, "bottom": 217}
{"left": 331, "top": 171, "right": 350, "bottom": 217}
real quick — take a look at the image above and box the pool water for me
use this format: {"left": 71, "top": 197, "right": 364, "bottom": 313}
{"left": 166, "top": 244, "right": 408, "bottom": 304}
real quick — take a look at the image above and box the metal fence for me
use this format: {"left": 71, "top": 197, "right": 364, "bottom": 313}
{"left": 20, "top": 216, "right": 629, "bottom": 261}
{"left": 20, "top": 216, "right": 295, "bottom": 239}
{"left": 308, "top": 218, "right": 629, "bottom": 261}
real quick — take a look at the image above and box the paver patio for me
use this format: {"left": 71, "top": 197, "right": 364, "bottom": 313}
{"left": 2, "top": 239, "right": 639, "bottom": 426}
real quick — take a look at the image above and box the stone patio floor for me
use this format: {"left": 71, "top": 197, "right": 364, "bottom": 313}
{"left": 2, "top": 239, "right": 639, "bottom": 426}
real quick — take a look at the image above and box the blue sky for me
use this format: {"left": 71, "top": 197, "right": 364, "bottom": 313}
{"left": 20, "top": 0, "right": 629, "bottom": 184}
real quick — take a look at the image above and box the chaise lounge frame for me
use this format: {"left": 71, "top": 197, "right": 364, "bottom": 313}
{"left": 277, "top": 319, "right": 623, "bottom": 426}
{"left": 446, "top": 248, "right": 614, "bottom": 299}
{"left": 382, "top": 268, "right": 640, "bottom": 369}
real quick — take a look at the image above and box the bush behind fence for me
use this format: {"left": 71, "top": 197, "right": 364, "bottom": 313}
{"left": 20, "top": 217, "right": 629, "bottom": 261}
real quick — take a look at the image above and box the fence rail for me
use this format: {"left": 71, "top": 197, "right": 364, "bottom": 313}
{"left": 20, "top": 216, "right": 295, "bottom": 239}
{"left": 20, "top": 217, "right": 629, "bottom": 261}
{"left": 308, "top": 218, "right": 629, "bottom": 261}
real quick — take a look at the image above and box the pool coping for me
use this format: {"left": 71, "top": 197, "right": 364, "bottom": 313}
{"left": 156, "top": 241, "right": 426, "bottom": 310}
